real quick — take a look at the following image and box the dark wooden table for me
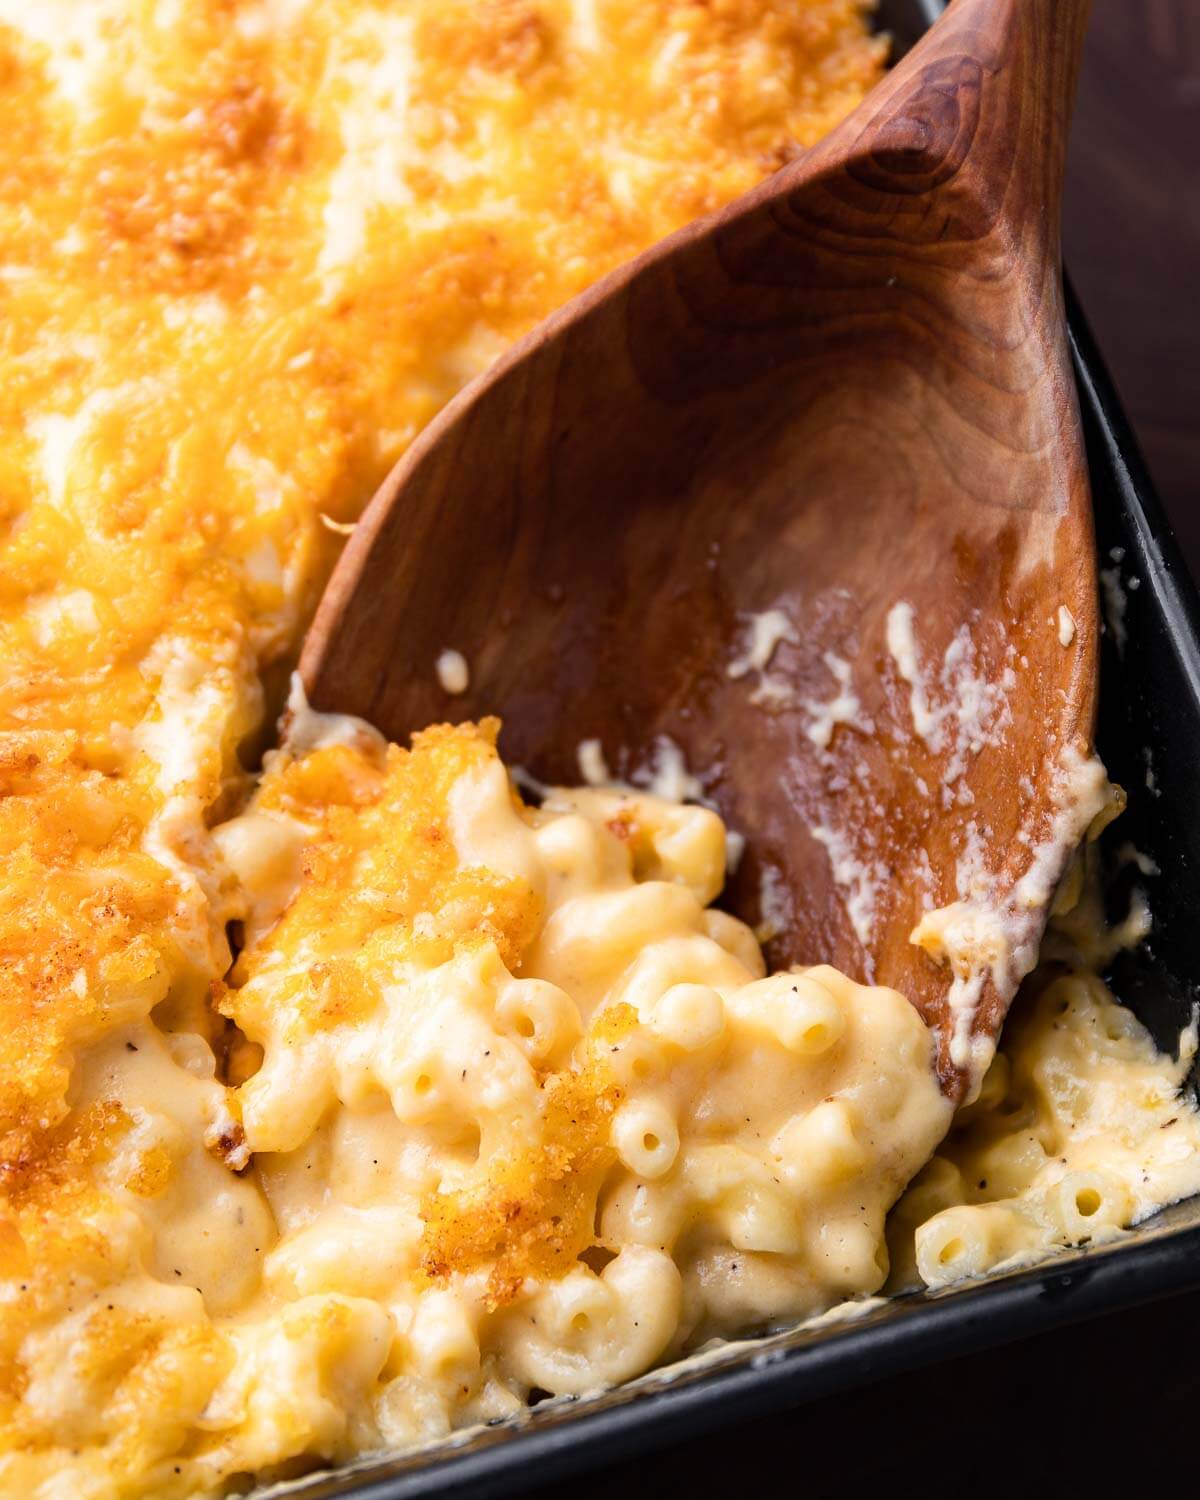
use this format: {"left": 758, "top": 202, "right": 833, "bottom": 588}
{"left": 530, "top": 6, "right": 1200, "bottom": 1493}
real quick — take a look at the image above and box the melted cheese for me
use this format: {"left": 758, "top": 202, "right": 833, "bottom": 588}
{"left": 890, "top": 968, "right": 1200, "bottom": 1290}
{"left": 0, "top": 4, "right": 890, "bottom": 1491}
{"left": 2, "top": 4, "right": 1196, "bottom": 1496}
{"left": 3, "top": 720, "right": 952, "bottom": 1494}
{"left": 224, "top": 731, "right": 951, "bottom": 1442}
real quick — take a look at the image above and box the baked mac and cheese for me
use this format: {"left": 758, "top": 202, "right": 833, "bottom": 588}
{"left": 1, "top": 3, "right": 1198, "bottom": 1497}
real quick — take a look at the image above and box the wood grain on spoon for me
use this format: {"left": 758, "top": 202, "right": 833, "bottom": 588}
{"left": 301, "top": 0, "right": 1098, "bottom": 1099}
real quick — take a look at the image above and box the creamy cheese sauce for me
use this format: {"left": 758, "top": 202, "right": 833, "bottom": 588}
{"left": 890, "top": 968, "right": 1200, "bottom": 1290}
{"left": 0, "top": 4, "right": 1196, "bottom": 1498}
{"left": 7, "top": 715, "right": 1200, "bottom": 1500}
{"left": 209, "top": 726, "right": 955, "bottom": 1448}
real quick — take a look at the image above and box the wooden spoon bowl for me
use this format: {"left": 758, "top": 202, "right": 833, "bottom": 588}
{"left": 301, "top": 0, "right": 1097, "bottom": 1098}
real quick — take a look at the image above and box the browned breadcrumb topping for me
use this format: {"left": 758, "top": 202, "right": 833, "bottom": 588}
{"left": 222, "top": 721, "right": 544, "bottom": 1040}
{"left": 419, "top": 1005, "right": 637, "bottom": 1307}
{"left": 0, "top": 0, "right": 886, "bottom": 1491}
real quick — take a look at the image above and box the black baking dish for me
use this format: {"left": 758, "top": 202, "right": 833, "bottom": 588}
{"left": 269, "top": 4, "right": 1200, "bottom": 1495}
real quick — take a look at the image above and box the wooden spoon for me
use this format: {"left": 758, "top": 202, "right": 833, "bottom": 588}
{"left": 300, "top": 0, "right": 1097, "bottom": 1099}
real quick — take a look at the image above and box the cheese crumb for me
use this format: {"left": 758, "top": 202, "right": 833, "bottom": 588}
{"left": 728, "top": 608, "right": 800, "bottom": 710}
{"left": 728, "top": 608, "right": 795, "bottom": 681}
{"left": 886, "top": 601, "right": 938, "bottom": 742}
{"left": 805, "top": 653, "right": 865, "bottom": 748}
{"left": 436, "top": 649, "right": 470, "bottom": 695}
{"left": 577, "top": 738, "right": 611, "bottom": 786}
{"left": 319, "top": 513, "right": 357, "bottom": 536}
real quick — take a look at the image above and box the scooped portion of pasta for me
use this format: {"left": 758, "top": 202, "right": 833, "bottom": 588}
{"left": 0, "top": 694, "right": 956, "bottom": 1496}
{"left": 5, "top": 694, "right": 1200, "bottom": 1499}
{"left": 219, "top": 712, "right": 952, "bottom": 1409}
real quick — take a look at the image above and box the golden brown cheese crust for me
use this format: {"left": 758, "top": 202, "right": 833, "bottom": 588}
{"left": 0, "top": 0, "right": 884, "bottom": 1139}
{"left": 0, "top": 4, "right": 887, "bottom": 1491}
{"left": 417, "top": 1004, "right": 635, "bottom": 1310}
{"left": 224, "top": 721, "right": 545, "bottom": 1033}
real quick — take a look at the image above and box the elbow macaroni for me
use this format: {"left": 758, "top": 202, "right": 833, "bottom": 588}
{"left": 20, "top": 708, "right": 1181, "bottom": 1500}
{"left": 0, "top": 707, "right": 958, "bottom": 1498}
{"left": 888, "top": 967, "right": 1200, "bottom": 1291}
{"left": 0, "top": 2, "right": 1198, "bottom": 1497}
{"left": 225, "top": 724, "right": 950, "bottom": 1380}
{"left": 7, "top": 719, "right": 1200, "bottom": 1500}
